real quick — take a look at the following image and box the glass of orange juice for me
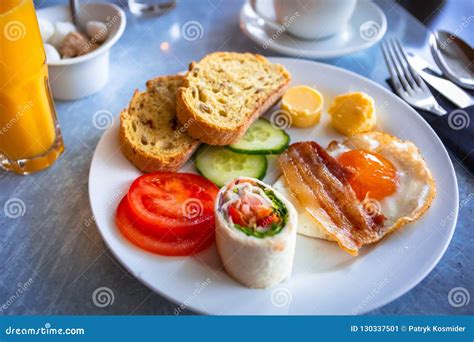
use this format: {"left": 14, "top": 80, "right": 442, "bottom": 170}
{"left": 0, "top": 0, "right": 64, "bottom": 175}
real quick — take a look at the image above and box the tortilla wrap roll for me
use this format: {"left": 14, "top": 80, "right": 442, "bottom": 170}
{"left": 215, "top": 177, "right": 297, "bottom": 288}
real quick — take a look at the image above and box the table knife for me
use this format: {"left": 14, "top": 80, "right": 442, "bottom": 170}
{"left": 407, "top": 54, "right": 474, "bottom": 108}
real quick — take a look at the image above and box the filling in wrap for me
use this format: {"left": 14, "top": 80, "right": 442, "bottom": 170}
{"left": 219, "top": 179, "right": 288, "bottom": 238}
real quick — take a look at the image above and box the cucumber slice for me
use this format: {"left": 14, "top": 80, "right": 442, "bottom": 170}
{"left": 228, "top": 119, "right": 290, "bottom": 155}
{"left": 195, "top": 146, "right": 267, "bottom": 187}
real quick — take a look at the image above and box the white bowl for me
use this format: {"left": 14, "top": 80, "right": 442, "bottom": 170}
{"left": 37, "top": 3, "right": 126, "bottom": 100}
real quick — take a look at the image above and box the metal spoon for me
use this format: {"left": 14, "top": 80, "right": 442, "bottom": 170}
{"left": 430, "top": 30, "right": 474, "bottom": 90}
{"left": 70, "top": 0, "right": 80, "bottom": 26}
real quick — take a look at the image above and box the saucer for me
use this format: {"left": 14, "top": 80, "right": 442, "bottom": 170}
{"left": 239, "top": 0, "right": 387, "bottom": 59}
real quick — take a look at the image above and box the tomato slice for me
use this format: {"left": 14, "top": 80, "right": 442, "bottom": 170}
{"left": 127, "top": 172, "right": 219, "bottom": 235}
{"left": 227, "top": 194, "right": 276, "bottom": 228}
{"left": 228, "top": 205, "right": 245, "bottom": 226}
{"left": 116, "top": 197, "right": 214, "bottom": 256}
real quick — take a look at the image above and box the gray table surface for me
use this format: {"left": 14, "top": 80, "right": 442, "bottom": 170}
{"left": 1, "top": 0, "right": 472, "bottom": 315}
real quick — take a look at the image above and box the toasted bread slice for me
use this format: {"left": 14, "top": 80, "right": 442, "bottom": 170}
{"left": 120, "top": 75, "right": 200, "bottom": 173}
{"left": 177, "top": 52, "right": 291, "bottom": 145}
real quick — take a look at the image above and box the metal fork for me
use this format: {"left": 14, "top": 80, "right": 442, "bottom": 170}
{"left": 382, "top": 38, "right": 447, "bottom": 116}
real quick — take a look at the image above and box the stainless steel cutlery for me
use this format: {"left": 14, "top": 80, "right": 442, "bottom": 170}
{"left": 407, "top": 54, "right": 474, "bottom": 109}
{"left": 382, "top": 38, "right": 447, "bottom": 116}
{"left": 430, "top": 30, "right": 474, "bottom": 90}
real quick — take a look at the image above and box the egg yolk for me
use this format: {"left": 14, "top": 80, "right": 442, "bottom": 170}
{"left": 338, "top": 150, "right": 398, "bottom": 201}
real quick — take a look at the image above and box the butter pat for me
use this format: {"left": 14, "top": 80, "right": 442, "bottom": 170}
{"left": 328, "top": 92, "right": 376, "bottom": 136}
{"left": 281, "top": 85, "right": 323, "bottom": 128}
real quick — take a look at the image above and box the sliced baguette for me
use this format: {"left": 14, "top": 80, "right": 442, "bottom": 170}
{"left": 177, "top": 52, "right": 291, "bottom": 145}
{"left": 120, "top": 75, "right": 200, "bottom": 173}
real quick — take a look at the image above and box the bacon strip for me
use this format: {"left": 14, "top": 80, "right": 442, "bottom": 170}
{"left": 278, "top": 142, "right": 385, "bottom": 255}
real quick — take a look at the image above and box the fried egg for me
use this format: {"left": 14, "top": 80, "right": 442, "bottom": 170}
{"left": 327, "top": 131, "right": 436, "bottom": 232}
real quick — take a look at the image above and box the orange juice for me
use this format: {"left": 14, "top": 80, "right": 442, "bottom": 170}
{"left": 0, "top": 0, "right": 63, "bottom": 174}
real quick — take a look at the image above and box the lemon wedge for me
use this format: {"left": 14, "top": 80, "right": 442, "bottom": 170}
{"left": 281, "top": 85, "right": 324, "bottom": 128}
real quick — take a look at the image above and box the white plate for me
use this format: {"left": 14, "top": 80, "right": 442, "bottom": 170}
{"left": 240, "top": 0, "right": 387, "bottom": 59}
{"left": 89, "top": 58, "right": 458, "bottom": 315}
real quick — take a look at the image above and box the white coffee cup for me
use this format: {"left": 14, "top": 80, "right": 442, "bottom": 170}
{"left": 250, "top": 0, "right": 358, "bottom": 40}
